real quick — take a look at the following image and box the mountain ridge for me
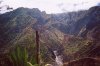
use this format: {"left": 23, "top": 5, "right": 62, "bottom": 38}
{"left": 0, "top": 6, "right": 100, "bottom": 64}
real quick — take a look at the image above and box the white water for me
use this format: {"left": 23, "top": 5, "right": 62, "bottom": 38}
{"left": 53, "top": 51, "right": 63, "bottom": 66}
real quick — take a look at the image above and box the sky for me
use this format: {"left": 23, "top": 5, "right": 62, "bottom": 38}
{"left": 1, "top": 0, "right": 100, "bottom": 14}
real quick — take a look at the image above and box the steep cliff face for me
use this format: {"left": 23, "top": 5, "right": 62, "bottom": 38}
{"left": 80, "top": 6, "right": 100, "bottom": 38}
{"left": 47, "top": 10, "right": 88, "bottom": 35}
{"left": 0, "top": 6, "right": 99, "bottom": 47}
{"left": 74, "top": 12, "right": 100, "bottom": 61}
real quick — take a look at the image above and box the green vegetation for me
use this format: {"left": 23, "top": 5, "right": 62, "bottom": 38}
{"left": 9, "top": 45, "right": 38, "bottom": 66}
{"left": 63, "top": 37, "right": 87, "bottom": 58}
{"left": 9, "top": 46, "right": 28, "bottom": 66}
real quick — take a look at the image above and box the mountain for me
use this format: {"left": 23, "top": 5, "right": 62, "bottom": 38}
{"left": 75, "top": 9, "right": 100, "bottom": 58}
{"left": 0, "top": 6, "right": 100, "bottom": 64}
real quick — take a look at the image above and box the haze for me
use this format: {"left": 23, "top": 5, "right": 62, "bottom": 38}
{"left": 1, "top": 0, "right": 100, "bottom": 14}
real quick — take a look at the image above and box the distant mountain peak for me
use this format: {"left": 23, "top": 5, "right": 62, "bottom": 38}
{"left": 13, "top": 7, "right": 41, "bottom": 14}
{"left": 89, "top": 6, "right": 100, "bottom": 12}
{"left": 97, "top": 3, "right": 100, "bottom": 6}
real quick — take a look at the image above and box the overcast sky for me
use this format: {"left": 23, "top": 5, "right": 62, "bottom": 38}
{"left": 1, "top": 0, "right": 100, "bottom": 14}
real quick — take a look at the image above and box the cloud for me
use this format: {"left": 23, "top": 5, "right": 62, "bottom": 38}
{"left": 57, "top": 3, "right": 64, "bottom": 7}
{"left": 57, "top": 0, "right": 100, "bottom": 12}
{"left": 1, "top": 0, "right": 100, "bottom": 14}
